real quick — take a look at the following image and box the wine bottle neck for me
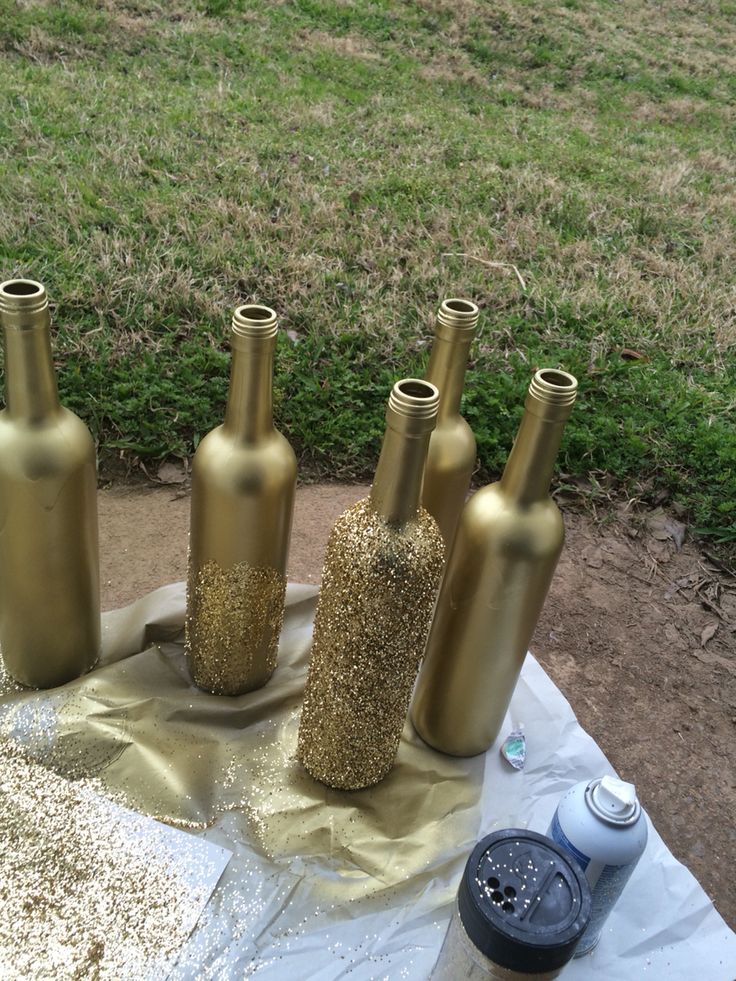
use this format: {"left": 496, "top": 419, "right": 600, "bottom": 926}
{"left": 371, "top": 425, "right": 432, "bottom": 524}
{"left": 370, "top": 378, "right": 439, "bottom": 524}
{"left": 0, "top": 281, "right": 60, "bottom": 422}
{"left": 223, "top": 304, "right": 278, "bottom": 443}
{"left": 425, "top": 335, "right": 471, "bottom": 420}
{"left": 425, "top": 298, "right": 478, "bottom": 421}
{"left": 500, "top": 370, "right": 578, "bottom": 505}
{"left": 500, "top": 411, "right": 566, "bottom": 504}
{"left": 224, "top": 341, "right": 275, "bottom": 442}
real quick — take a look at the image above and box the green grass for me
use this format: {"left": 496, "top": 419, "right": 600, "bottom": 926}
{"left": 0, "top": 0, "right": 734, "bottom": 536}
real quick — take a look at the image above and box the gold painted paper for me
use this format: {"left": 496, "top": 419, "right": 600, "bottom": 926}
{"left": 0, "top": 583, "right": 483, "bottom": 977}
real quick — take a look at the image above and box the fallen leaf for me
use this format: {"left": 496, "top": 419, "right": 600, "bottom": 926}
{"left": 692, "top": 648, "right": 735, "bottom": 676}
{"left": 157, "top": 461, "right": 187, "bottom": 484}
{"left": 648, "top": 540, "right": 672, "bottom": 563}
{"left": 700, "top": 622, "right": 718, "bottom": 647}
{"left": 664, "top": 516, "right": 686, "bottom": 549}
{"left": 646, "top": 508, "right": 686, "bottom": 548}
{"left": 664, "top": 623, "right": 685, "bottom": 649}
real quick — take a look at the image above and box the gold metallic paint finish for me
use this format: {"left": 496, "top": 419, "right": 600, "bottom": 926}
{"left": 411, "top": 369, "right": 578, "bottom": 757}
{"left": 423, "top": 298, "right": 479, "bottom": 549}
{"left": 0, "top": 280, "right": 100, "bottom": 689}
{"left": 297, "top": 380, "right": 445, "bottom": 789}
{"left": 185, "top": 304, "right": 296, "bottom": 696}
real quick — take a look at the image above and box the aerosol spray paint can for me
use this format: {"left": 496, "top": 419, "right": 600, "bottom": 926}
{"left": 430, "top": 829, "right": 591, "bottom": 979}
{"left": 547, "top": 775, "right": 648, "bottom": 956}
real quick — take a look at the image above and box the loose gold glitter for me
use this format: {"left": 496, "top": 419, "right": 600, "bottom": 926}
{"left": 0, "top": 586, "right": 488, "bottom": 978}
{"left": 297, "top": 497, "right": 444, "bottom": 790}
{"left": 185, "top": 559, "right": 286, "bottom": 695}
{"left": 0, "top": 736, "right": 227, "bottom": 980}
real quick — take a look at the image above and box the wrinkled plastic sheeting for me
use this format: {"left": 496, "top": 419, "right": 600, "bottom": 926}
{"left": 0, "top": 582, "right": 733, "bottom": 980}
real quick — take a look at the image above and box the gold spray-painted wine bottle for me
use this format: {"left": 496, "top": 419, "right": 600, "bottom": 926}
{"left": 298, "top": 379, "right": 445, "bottom": 790}
{"left": 422, "top": 297, "right": 479, "bottom": 549}
{"left": 185, "top": 304, "right": 297, "bottom": 696}
{"left": 0, "top": 279, "right": 100, "bottom": 688}
{"left": 411, "top": 368, "right": 578, "bottom": 756}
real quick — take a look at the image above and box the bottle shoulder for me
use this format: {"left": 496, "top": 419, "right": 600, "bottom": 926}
{"left": 327, "top": 498, "right": 444, "bottom": 573}
{"left": 0, "top": 407, "right": 95, "bottom": 475}
{"left": 427, "top": 416, "right": 476, "bottom": 467}
{"left": 193, "top": 425, "right": 297, "bottom": 490}
{"left": 457, "top": 481, "right": 564, "bottom": 555}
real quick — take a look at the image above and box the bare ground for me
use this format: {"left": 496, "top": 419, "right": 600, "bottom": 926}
{"left": 98, "top": 481, "right": 735, "bottom": 929}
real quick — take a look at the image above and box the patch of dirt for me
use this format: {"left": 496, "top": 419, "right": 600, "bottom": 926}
{"left": 98, "top": 481, "right": 735, "bottom": 929}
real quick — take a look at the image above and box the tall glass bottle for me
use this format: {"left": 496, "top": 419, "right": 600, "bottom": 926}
{"left": 0, "top": 279, "right": 100, "bottom": 688}
{"left": 411, "top": 368, "right": 578, "bottom": 756}
{"left": 185, "top": 304, "right": 297, "bottom": 696}
{"left": 298, "top": 379, "right": 445, "bottom": 790}
{"left": 422, "top": 298, "right": 479, "bottom": 549}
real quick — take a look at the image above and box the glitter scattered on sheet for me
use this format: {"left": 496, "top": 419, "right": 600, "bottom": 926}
{"left": 0, "top": 737, "right": 230, "bottom": 980}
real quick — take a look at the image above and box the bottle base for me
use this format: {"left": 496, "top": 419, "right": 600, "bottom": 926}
{"left": 191, "top": 666, "right": 276, "bottom": 698}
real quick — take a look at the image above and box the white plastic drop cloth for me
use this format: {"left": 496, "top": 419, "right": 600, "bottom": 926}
{"left": 0, "top": 582, "right": 733, "bottom": 980}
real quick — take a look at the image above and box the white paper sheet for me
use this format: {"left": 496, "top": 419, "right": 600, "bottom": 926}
{"left": 167, "top": 585, "right": 735, "bottom": 981}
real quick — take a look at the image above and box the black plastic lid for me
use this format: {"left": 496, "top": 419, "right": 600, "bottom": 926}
{"left": 457, "top": 829, "right": 592, "bottom": 974}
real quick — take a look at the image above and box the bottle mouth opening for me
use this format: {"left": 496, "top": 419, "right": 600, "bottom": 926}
{"left": 1, "top": 280, "right": 43, "bottom": 297}
{"left": 444, "top": 299, "right": 476, "bottom": 314}
{"left": 538, "top": 369, "right": 576, "bottom": 389}
{"left": 397, "top": 379, "right": 436, "bottom": 400}
{"left": 388, "top": 378, "right": 440, "bottom": 424}
{"left": 438, "top": 297, "right": 479, "bottom": 333}
{"left": 232, "top": 303, "right": 278, "bottom": 339}
{"left": 0, "top": 279, "right": 48, "bottom": 317}
{"left": 528, "top": 368, "right": 578, "bottom": 408}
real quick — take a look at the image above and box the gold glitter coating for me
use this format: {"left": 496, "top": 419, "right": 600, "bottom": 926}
{"left": 298, "top": 498, "right": 444, "bottom": 790}
{"left": 185, "top": 559, "right": 286, "bottom": 695}
{"left": 0, "top": 736, "right": 226, "bottom": 980}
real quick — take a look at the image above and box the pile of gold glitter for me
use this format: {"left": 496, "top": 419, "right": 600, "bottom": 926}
{"left": 298, "top": 498, "right": 444, "bottom": 790}
{"left": 0, "top": 737, "right": 219, "bottom": 979}
{"left": 185, "top": 559, "right": 286, "bottom": 695}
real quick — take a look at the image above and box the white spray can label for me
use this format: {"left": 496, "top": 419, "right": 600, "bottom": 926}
{"left": 547, "top": 775, "right": 648, "bottom": 956}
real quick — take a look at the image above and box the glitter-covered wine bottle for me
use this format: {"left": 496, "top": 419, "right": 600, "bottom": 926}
{"left": 185, "top": 304, "right": 297, "bottom": 695}
{"left": 0, "top": 279, "right": 100, "bottom": 688}
{"left": 411, "top": 369, "right": 578, "bottom": 756}
{"left": 422, "top": 297, "right": 479, "bottom": 551}
{"left": 298, "top": 379, "right": 445, "bottom": 790}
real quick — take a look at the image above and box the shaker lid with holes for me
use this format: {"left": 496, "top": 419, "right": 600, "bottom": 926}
{"left": 458, "top": 829, "right": 591, "bottom": 973}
